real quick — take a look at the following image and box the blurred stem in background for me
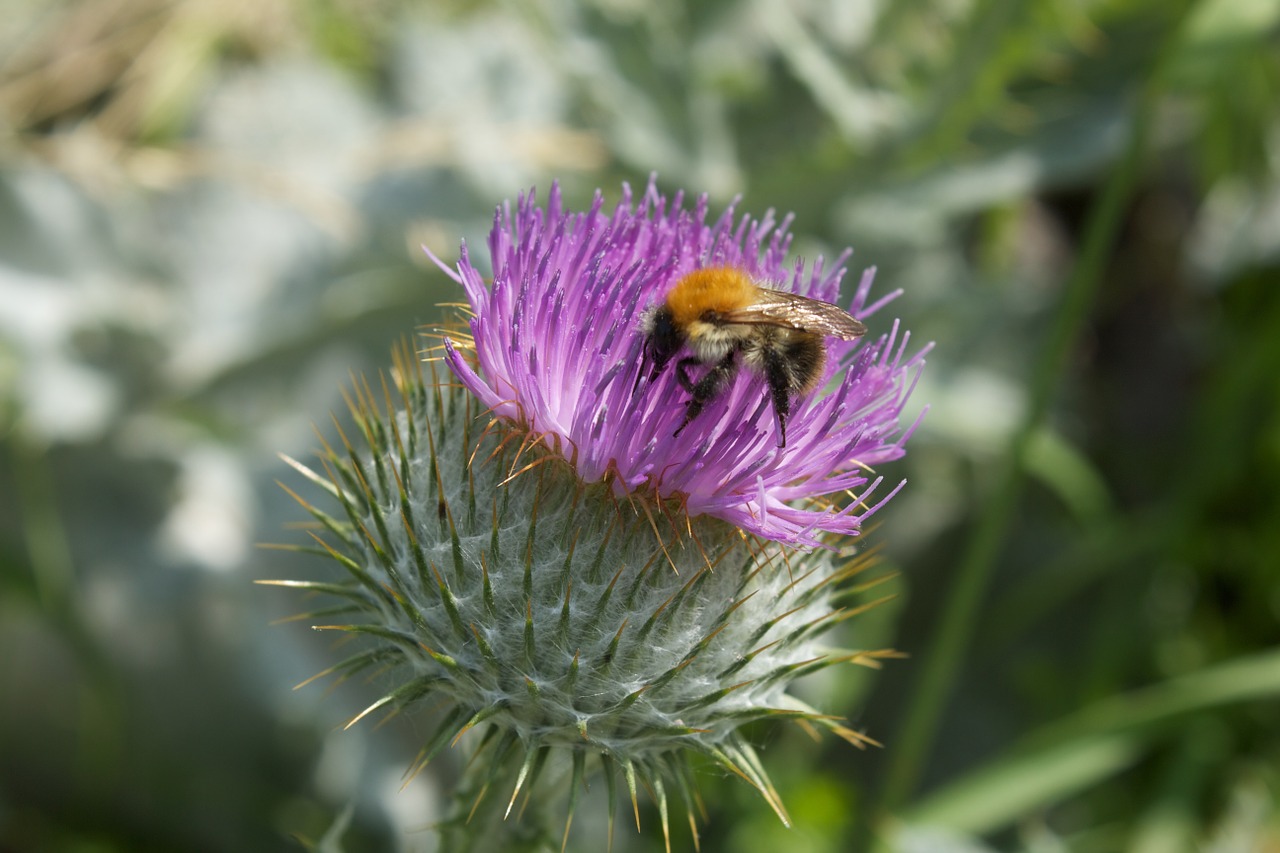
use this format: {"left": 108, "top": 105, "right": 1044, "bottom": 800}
{"left": 873, "top": 0, "right": 1191, "bottom": 840}
{"left": 12, "top": 442, "right": 75, "bottom": 614}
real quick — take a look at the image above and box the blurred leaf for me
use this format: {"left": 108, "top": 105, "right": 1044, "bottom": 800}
{"left": 902, "top": 734, "right": 1141, "bottom": 839}
{"left": 902, "top": 648, "right": 1280, "bottom": 834}
{"left": 1178, "top": 0, "right": 1280, "bottom": 63}
{"left": 894, "top": 824, "right": 1001, "bottom": 853}
{"left": 1023, "top": 426, "right": 1114, "bottom": 524}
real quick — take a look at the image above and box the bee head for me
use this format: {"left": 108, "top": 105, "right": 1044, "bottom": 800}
{"left": 637, "top": 305, "right": 683, "bottom": 389}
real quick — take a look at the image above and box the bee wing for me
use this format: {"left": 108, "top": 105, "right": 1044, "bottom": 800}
{"left": 719, "top": 290, "right": 867, "bottom": 340}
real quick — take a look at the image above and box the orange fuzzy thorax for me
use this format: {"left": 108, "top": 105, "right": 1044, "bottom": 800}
{"left": 664, "top": 267, "right": 759, "bottom": 328}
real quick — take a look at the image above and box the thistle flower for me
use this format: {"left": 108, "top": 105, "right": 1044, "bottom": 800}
{"left": 267, "top": 180, "right": 926, "bottom": 852}
{"left": 439, "top": 179, "right": 924, "bottom": 548}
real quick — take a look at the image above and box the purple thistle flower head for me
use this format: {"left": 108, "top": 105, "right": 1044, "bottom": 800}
{"left": 435, "top": 177, "right": 927, "bottom": 548}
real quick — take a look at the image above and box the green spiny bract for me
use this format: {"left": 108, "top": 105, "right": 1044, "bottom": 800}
{"left": 269, "top": 344, "right": 895, "bottom": 848}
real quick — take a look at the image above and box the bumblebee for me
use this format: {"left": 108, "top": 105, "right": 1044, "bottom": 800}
{"left": 638, "top": 266, "right": 867, "bottom": 447}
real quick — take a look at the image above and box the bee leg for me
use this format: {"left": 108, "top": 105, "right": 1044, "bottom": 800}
{"left": 763, "top": 350, "right": 795, "bottom": 448}
{"left": 633, "top": 355, "right": 663, "bottom": 396}
{"left": 674, "top": 352, "right": 738, "bottom": 437}
{"left": 674, "top": 357, "right": 702, "bottom": 393}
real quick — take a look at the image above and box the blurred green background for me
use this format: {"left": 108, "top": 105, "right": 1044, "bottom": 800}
{"left": 1, "top": 0, "right": 1277, "bottom": 850}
